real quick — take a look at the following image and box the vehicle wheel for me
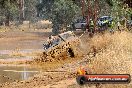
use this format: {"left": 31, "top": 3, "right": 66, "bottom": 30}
{"left": 67, "top": 48, "right": 74, "bottom": 58}
{"left": 76, "top": 75, "right": 86, "bottom": 85}
{"left": 42, "top": 52, "right": 48, "bottom": 58}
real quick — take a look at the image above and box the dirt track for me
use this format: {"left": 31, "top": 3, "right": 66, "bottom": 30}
{"left": 0, "top": 30, "right": 132, "bottom": 88}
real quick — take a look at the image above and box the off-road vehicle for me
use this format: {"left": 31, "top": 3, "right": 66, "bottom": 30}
{"left": 43, "top": 31, "right": 81, "bottom": 60}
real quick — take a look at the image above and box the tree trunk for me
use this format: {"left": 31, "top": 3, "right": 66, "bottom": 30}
{"left": 5, "top": 13, "right": 10, "bottom": 26}
{"left": 19, "top": 0, "right": 24, "bottom": 24}
{"left": 52, "top": 21, "right": 60, "bottom": 35}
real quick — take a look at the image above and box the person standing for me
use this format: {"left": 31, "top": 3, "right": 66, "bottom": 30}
{"left": 117, "top": 21, "right": 121, "bottom": 32}
{"left": 109, "top": 21, "right": 115, "bottom": 34}
{"left": 89, "top": 19, "right": 94, "bottom": 33}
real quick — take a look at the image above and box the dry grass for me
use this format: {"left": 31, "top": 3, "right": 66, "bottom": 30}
{"left": 0, "top": 26, "right": 10, "bottom": 32}
{"left": 16, "top": 20, "right": 52, "bottom": 31}
{"left": 0, "top": 20, "right": 52, "bottom": 33}
{"left": 90, "top": 32, "right": 132, "bottom": 73}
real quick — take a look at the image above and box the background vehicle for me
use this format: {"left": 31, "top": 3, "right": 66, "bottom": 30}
{"left": 127, "top": 20, "right": 132, "bottom": 31}
{"left": 72, "top": 19, "right": 87, "bottom": 31}
{"left": 97, "top": 16, "right": 113, "bottom": 27}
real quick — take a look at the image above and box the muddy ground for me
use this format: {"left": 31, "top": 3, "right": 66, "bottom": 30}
{"left": 0, "top": 29, "right": 132, "bottom": 88}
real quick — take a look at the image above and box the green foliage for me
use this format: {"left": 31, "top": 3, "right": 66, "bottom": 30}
{"left": 106, "top": 0, "right": 113, "bottom": 6}
{"left": 52, "top": 0, "right": 80, "bottom": 25}
{"left": 126, "top": 7, "right": 132, "bottom": 20}
{"left": 5, "top": 1, "right": 19, "bottom": 19}
{"left": 37, "top": 0, "right": 80, "bottom": 35}
{"left": 24, "top": 0, "right": 38, "bottom": 23}
{"left": 106, "top": 0, "right": 132, "bottom": 29}
{"left": 110, "top": 0, "right": 131, "bottom": 22}
{"left": 0, "top": 0, "right": 18, "bottom": 21}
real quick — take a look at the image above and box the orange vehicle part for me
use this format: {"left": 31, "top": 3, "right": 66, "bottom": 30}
{"left": 77, "top": 67, "right": 88, "bottom": 75}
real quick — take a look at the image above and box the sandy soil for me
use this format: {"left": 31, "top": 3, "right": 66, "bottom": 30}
{"left": 0, "top": 30, "right": 51, "bottom": 64}
{"left": 0, "top": 30, "right": 132, "bottom": 88}
{"left": 0, "top": 31, "right": 52, "bottom": 50}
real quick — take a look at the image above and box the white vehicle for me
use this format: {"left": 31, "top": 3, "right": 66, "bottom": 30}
{"left": 127, "top": 20, "right": 132, "bottom": 30}
{"left": 73, "top": 19, "right": 87, "bottom": 30}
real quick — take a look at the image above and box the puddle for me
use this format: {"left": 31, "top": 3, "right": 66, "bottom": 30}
{"left": 0, "top": 65, "right": 40, "bottom": 84}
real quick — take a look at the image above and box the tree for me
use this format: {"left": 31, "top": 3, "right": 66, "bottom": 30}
{"left": 0, "top": 0, "right": 18, "bottom": 26}
{"left": 37, "top": 0, "right": 80, "bottom": 35}
{"left": 24, "top": 0, "right": 38, "bottom": 23}
{"left": 110, "top": 0, "right": 131, "bottom": 28}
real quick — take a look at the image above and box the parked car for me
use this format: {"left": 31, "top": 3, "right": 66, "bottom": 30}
{"left": 97, "top": 16, "right": 113, "bottom": 27}
{"left": 72, "top": 19, "right": 87, "bottom": 31}
{"left": 127, "top": 20, "right": 132, "bottom": 31}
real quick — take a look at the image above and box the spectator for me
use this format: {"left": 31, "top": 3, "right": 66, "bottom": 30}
{"left": 117, "top": 21, "right": 121, "bottom": 32}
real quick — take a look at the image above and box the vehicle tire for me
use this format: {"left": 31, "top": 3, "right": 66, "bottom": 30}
{"left": 67, "top": 48, "right": 74, "bottom": 58}
{"left": 76, "top": 75, "right": 86, "bottom": 85}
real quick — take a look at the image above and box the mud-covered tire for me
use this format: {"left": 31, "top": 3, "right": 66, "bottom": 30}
{"left": 76, "top": 75, "right": 86, "bottom": 85}
{"left": 42, "top": 52, "right": 48, "bottom": 58}
{"left": 67, "top": 48, "right": 75, "bottom": 58}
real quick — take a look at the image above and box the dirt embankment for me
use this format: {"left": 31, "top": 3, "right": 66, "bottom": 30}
{"left": 0, "top": 31, "right": 132, "bottom": 88}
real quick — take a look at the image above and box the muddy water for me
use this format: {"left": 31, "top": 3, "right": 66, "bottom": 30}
{"left": 0, "top": 65, "right": 40, "bottom": 84}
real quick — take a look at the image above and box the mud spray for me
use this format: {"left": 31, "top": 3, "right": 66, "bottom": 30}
{"left": 86, "top": 32, "right": 132, "bottom": 88}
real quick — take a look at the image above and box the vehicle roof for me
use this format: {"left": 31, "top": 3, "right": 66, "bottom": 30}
{"left": 100, "top": 16, "right": 111, "bottom": 18}
{"left": 58, "top": 31, "right": 73, "bottom": 36}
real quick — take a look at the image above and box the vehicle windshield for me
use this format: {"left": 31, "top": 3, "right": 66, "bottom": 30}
{"left": 75, "top": 19, "right": 86, "bottom": 23}
{"left": 43, "top": 31, "right": 75, "bottom": 50}
{"left": 100, "top": 18, "right": 104, "bottom": 21}
{"left": 60, "top": 33, "right": 73, "bottom": 40}
{"left": 99, "top": 16, "right": 112, "bottom": 21}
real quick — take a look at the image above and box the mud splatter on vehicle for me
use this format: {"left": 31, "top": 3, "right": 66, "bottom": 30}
{"left": 34, "top": 31, "right": 83, "bottom": 63}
